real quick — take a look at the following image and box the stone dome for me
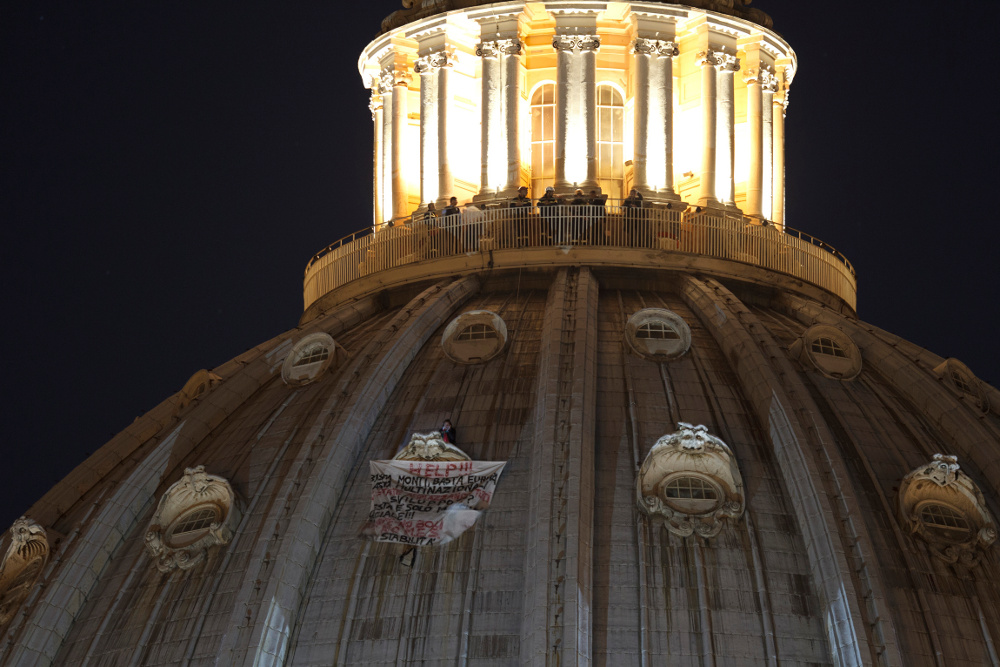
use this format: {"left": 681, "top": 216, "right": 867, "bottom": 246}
{"left": 3, "top": 1, "right": 1000, "bottom": 666}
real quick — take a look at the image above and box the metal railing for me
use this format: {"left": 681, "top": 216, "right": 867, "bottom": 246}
{"left": 303, "top": 201, "right": 856, "bottom": 310}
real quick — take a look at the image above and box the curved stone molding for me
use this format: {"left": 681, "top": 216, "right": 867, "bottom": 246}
{"left": 625, "top": 308, "right": 692, "bottom": 360}
{"left": 281, "top": 332, "right": 338, "bottom": 385}
{"left": 145, "top": 466, "right": 241, "bottom": 572}
{"left": 790, "top": 323, "right": 862, "bottom": 380}
{"left": 898, "top": 454, "right": 996, "bottom": 565}
{"left": 441, "top": 309, "right": 508, "bottom": 364}
{"left": 933, "top": 358, "right": 989, "bottom": 413}
{"left": 393, "top": 432, "right": 470, "bottom": 462}
{"left": 552, "top": 34, "right": 600, "bottom": 53}
{"left": 636, "top": 423, "right": 745, "bottom": 538}
{"left": 0, "top": 517, "right": 49, "bottom": 626}
{"left": 177, "top": 369, "right": 222, "bottom": 412}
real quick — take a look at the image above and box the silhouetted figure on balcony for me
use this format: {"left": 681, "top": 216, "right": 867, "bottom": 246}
{"left": 623, "top": 188, "right": 645, "bottom": 246}
{"left": 423, "top": 201, "right": 437, "bottom": 222}
{"left": 507, "top": 186, "right": 534, "bottom": 246}
{"left": 588, "top": 190, "right": 607, "bottom": 244}
{"left": 442, "top": 196, "right": 460, "bottom": 218}
{"left": 538, "top": 186, "right": 564, "bottom": 243}
{"left": 509, "top": 186, "right": 533, "bottom": 211}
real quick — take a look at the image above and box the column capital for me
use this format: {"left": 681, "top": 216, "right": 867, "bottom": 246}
{"left": 631, "top": 38, "right": 678, "bottom": 58}
{"left": 477, "top": 38, "right": 521, "bottom": 58}
{"left": 380, "top": 65, "right": 412, "bottom": 90}
{"left": 369, "top": 90, "right": 383, "bottom": 119}
{"left": 717, "top": 53, "right": 740, "bottom": 72}
{"left": 413, "top": 49, "right": 456, "bottom": 74}
{"left": 552, "top": 34, "right": 600, "bottom": 53}
{"left": 742, "top": 66, "right": 772, "bottom": 86}
{"left": 761, "top": 69, "right": 778, "bottom": 93}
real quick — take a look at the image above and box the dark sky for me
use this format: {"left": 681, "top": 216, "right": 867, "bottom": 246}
{"left": 2, "top": 0, "right": 998, "bottom": 529}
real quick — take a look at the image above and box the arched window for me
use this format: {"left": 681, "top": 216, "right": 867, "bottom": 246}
{"left": 530, "top": 83, "right": 555, "bottom": 198}
{"left": 596, "top": 84, "right": 624, "bottom": 200}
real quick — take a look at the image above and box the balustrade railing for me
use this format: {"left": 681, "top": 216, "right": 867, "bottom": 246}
{"left": 304, "top": 201, "right": 856, "bottom": 310}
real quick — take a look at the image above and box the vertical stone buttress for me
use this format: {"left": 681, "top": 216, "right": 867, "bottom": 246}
{"left": 521, "top": 268, "right": 599, "bottom": 665}
{"left": 677, "top": 275, "right": 901, "bottom": 667}
{"left": 227, "top": 277, "right": 480, "bottom": 666}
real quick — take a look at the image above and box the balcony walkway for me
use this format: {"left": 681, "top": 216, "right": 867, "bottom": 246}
{"left": 303, "top": 203, "right": 856, "bottom": 316}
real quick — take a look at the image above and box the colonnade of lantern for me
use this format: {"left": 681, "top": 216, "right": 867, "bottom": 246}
{"left": 362, "top": 2, "right": 793, "bottom": 228}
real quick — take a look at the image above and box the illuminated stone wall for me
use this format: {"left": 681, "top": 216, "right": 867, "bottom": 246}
{"left": 361, "top": 1, "right": 794, "bottom": 226}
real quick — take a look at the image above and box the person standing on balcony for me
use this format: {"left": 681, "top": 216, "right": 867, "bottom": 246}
{"left": 507, "top": 186, "right": 534, "bottom": 246}
{"left": 538, "top": 186, "right": 563, "bottom": 243}
{"left": 423, "top": 201, "right": 437, "bottom": 223}
{"left": 623, "top": 188, "right": 644, "bottom": 246}
{"left": 509, "top": 186, "right": 533, "bottom": 211}
{"left": 588, "top": 189, "right": 606, "bottom": 244}
{"left": 442, "top": 196, "right": 460, "bottom": 218}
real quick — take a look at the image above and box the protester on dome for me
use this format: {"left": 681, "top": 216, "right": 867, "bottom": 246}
{"left": 441, "top": 419, "right": 457, "bottom": 445}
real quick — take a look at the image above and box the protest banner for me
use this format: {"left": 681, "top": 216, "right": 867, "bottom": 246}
{"left": 367, "top": 459, "right": 506, "bottom": 546}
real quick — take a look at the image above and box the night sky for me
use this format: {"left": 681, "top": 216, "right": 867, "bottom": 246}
{"left": 2, "top": 1, "right": 998, "bottom": 529}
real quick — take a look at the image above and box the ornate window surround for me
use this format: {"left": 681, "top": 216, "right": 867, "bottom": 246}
{"left": 933, "top": 358, "right": 989, "bottom": 413}
{"left": 790, "top": 323, "right": 861, "bottom": 380}
{"left": 636, "top": 423, "right": 745, "bottom": 538}
{"left": 441, "top": 310, "right": 508, "bottom": 364}
{"left": 898, "top": 454, "right": 996, "bottom": 566}
{"left": 393, "top": 432, "right": 471, "bottom": 462}
{"left": 145, "top": 466, "right": 241, "bottom": 572}
{"left": 281, "top": 332, "right": 338, "bottom": 385}
{"left": 0, "top": 517, "right": 49, "bottom": 626}
{"left": 625, "top": 308, "right": 692, "bottom": 360}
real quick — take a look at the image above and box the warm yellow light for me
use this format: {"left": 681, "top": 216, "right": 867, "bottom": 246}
{"left": 673, "top": 108, "right": 699, "bottom": 180}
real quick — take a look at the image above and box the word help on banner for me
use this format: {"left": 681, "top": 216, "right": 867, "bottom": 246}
{"left": 368, "top": 459, "right": 506, "bottom": 546}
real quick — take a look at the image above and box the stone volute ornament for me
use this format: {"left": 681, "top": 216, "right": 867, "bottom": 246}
{"left": 476, "top": 39, "right": 521, "bottom": 58}
{"left": 898, "top": 454, "right": 997, "bottom": 566}
{"left": 636, "top": 423, "right": 745, "bottom": 538}
{"left": 0, "top": 517, "right": 49, "bottom": 626}
{"left": 393, "top": 432, "right": 470, "bottom": 462}
{"left": 145, "top": 466, "right": 241, "bottom": 572}
{"left": 631, "top": 38, "right": 678, "bottom": 58}
{"left": 552, "top": 34, "right": 600, "bottom": 52}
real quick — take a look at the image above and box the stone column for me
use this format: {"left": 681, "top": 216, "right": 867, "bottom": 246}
{"left": 416, "top": 57, "right": 438, "bottom": 208}
{"left": 762, "top": 70, "right": 776, "bottom": 221}
{"left": 477, "top": 41, "right": 502, "bottom": 196}
{"left": 631, "top": 38, "right": 679, "bottom": 198}
{"left": 369, "top": 88, "right": 384, "bottom": 227}
{"left": 383, "top": 66, "right": 412, "bottom": 220}
{"left": 502, "top": 40, "right": 522, "bottom": 193}
{"left": 772, "top": 86, "right": 788, "bottom": 230}
{"left": 477, "top": 39, "right": 522, "bottom": 198}
{"left": 415, "top": 50, "right": 454, "bottom": 208}
{"left": 553, "top": 34, "right": 600, "bottom": 191}
{"left": 715, "top": 53, "right": 740, "bottom": 206}
{"left": 379, "top": 68, "right": 395, "bottom": 224}
{"left": 697, "top": 50, "right": 720, "bottom": 206}
{"left": 743, "top": 66, "right": 764, "bottom": 218}
{"left": 436, "top": 54, "right": 454, "bottom": 206}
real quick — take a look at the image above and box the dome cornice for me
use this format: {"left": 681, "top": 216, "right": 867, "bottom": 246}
{"left": 379, "top": 0, "right": 772, "bottom": 36}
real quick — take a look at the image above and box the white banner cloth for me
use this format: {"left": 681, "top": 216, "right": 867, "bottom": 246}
{"left": 367, "top": 459, "right": 506, "bottom": 546}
